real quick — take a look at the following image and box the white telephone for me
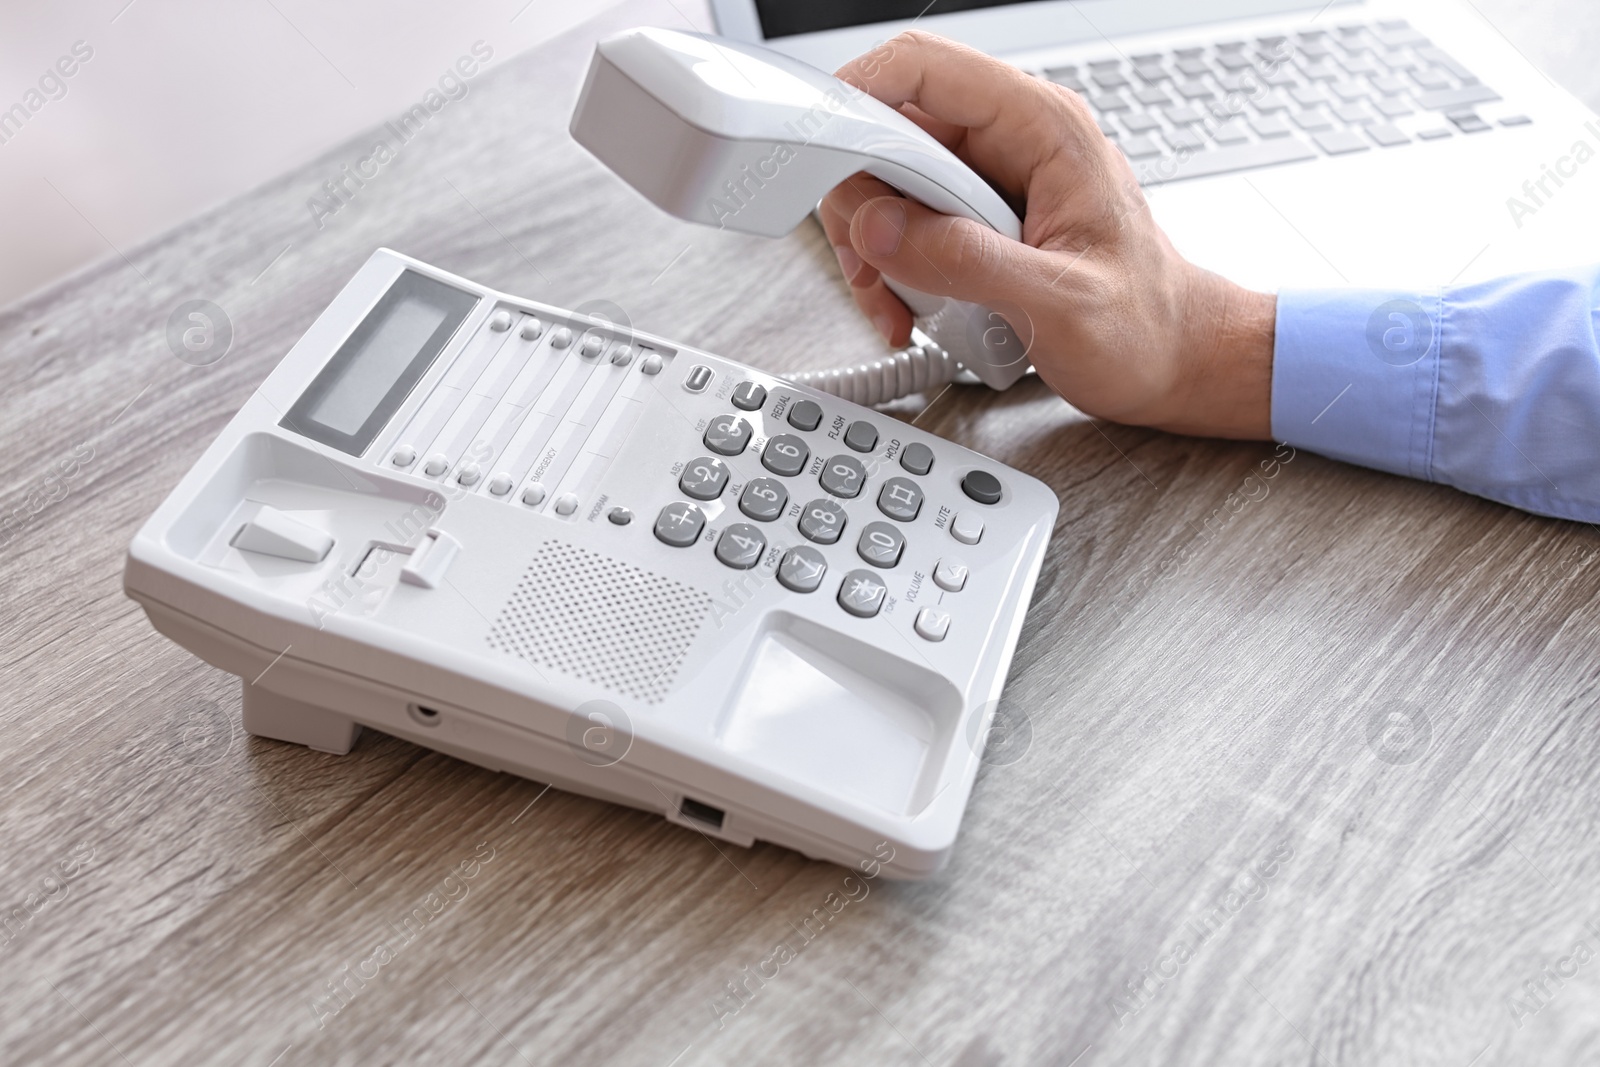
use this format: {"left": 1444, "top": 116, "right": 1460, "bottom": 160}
{"left": 570, "top": 26, "right": 1033, "bottom": 406}
{"left": 124, "top": 248, "right": 1057, "bottom": 878}
{"left": 124, "top": 30, "right": 1063, "bottom": 878}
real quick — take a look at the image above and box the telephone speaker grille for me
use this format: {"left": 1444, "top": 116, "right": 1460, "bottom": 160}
{"left": 487, "top": 540, "right": 709, "bottom": 703}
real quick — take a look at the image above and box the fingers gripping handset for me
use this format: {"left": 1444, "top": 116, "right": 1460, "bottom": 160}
{"left": 570, "top": 26, "right": 1029, "bottom": 403}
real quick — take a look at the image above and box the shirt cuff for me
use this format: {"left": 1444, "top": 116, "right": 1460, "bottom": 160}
{"left": 1271, "top": 287, "right": 1443, "bottom": 483}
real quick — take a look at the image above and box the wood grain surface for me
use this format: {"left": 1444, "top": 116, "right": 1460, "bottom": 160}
{"left": 2, "top": 1, "right": 1598, "bottom": 1065}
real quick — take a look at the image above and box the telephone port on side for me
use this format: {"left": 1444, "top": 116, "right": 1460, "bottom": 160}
{"left": 678, "top": 797, "right": 725, "bottom": 830}
{"left": 408, "top": 703, "right": 443, "bottom": 728}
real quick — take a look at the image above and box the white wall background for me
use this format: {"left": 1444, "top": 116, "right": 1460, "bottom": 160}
{"left": 0, "top": 0, "right": 622, "bottom": 307}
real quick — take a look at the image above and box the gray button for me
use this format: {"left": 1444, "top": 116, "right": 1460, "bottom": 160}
{"left": 715, "top": 523, "right": 766, "bottom": 570}
{"left": 798, "top": 498, "right": 847, "bottom": 544}
{"left": 704, "top": 415, "right": 753, "bottom": 456}
{"left": 787, "top": 399, "right": 823, "bottom": 431}
{"left": 608, "top": 506, "right": 632, "bottom": 525}
{"left": 820, "top": 455, "right": 867, "bottom": 498}
{"left": 684, "top": 365, "right": 713, "bottom": 392}
{"left": 739, "top": 477, "right": 788, "bottom": 522}
{"left": 877, "top": 477, "right": 923, "bottom": 522}
{"left": 844, "top": 420, "right": 879, "bottom": 453}
{"left": 640, "top": 353, "right": 664, "bottom": 375}
{"left": 900, "top": 442, "right": 934, "bottom": 476}
{"left": 653, "top": 502, "right": 705, "bottom": 547}
{"left": 777, "top": 547, "right": 827, "bottom": 593}
{"left": 857, "top": 521, "right": 905, "bottom": 568}
{"left": 761, "top": 434, "right": 810, "bottom": 477}
{"left": 732, "top": 381, "right": 767, "bottom": 411}
{"left": 679, "top": 457, "right": 729, "bottom": 500}
{"left": 961, "top": 469, "right": 1004, "bottom": 505}
{"left": 837, "top": 569, "right": 888, "bottom": 618}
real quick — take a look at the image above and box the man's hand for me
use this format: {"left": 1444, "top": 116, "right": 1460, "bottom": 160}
{"left": 820, "top": 31, "right": 1275, "bottom": 439}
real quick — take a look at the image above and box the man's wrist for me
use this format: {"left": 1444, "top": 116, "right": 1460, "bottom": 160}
{"left": 1152, "top": 269, "right": 1276, "bottom": 440}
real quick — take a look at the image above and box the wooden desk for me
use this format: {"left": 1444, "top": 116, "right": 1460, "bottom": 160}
{"left": 3, "top": 2, "right": 1596, "bottom": 1064}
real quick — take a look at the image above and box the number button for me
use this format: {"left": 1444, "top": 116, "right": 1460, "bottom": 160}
{"left": 732, "top": 381, "right": 767, "bottom": 411}
{"left": 837, "top": 569, "right": 888, "bottom": 618}
{"left": 798, "top": 499, "right": 847, "bottom": 544}
{"left": 819, "top": 455, "right": 867, "bottom": 498}
{"left": 777, "top": 546, "right": 827, "bottom": 593}
{"left": 715, "top": 523, "right": 767, "bottom": 570}
{"left": 856, "top": 521, "right": 905, "bottom": 568}
{"left": 900, "top": 442, "right": 935, "bottom": 476}
{"left": 739, "top": 477, "right": 788, "bottom": 522}
{"left": 704, "top": 415, "right": 753, "bottom": 456}
{"left": 653, "top": 502, "right": 705, "bottom": 547}
{"left": 876, "top": 476, "right": 923, "bottom": 521}
{"left": 678, "top": 457, "right": 729, "bottom": 501}
{"left": 761, "top": 433, "right": 810, "bottom": 477}
{"left": 844, "top": 420, "right": 879, "bottom": 453}
{"left": 787, "top": 399, "right": 823, "bottom": 431}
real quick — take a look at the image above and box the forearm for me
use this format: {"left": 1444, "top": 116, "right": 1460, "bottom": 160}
{"left": 1270, "top": 263, "right": 1600, "bottom": 522}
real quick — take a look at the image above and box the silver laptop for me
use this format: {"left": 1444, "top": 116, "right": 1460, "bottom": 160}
{"left": 708, "top": 0, "right": 1600, "bottom": 293}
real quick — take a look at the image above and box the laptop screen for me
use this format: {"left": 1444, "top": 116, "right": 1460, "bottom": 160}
{"left": 754, "top": 1, "right": 1056, "bottom": 40}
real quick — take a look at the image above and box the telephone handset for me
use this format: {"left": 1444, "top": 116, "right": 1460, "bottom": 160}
{"left": 571, "top": 26, "right": 1031, "bottom": 406}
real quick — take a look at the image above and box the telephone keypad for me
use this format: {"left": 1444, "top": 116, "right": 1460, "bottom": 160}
{"left": 761, "top": 434, "right": 809, "bottom": 477}
{"left": 679, "top": 457, "right": 729, "bottom": 500}
{"left": 648, "top": 376, "right": 985, "bottom": 623}
{"left": 798, "top": 499, "right": 847, "bottom": 544}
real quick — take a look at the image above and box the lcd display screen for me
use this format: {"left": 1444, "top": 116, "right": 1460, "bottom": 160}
{"left": 282, "top": 271, "right": 477, "bottom": 456}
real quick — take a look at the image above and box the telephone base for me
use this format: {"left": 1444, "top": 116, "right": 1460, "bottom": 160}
{"left": 241, "top": 684, "right": 362, "bottom": 755}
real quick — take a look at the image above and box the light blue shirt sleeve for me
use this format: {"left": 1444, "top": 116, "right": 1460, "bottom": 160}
{"left": 1272, "top": 263, "right": 1600, "bottom": 523}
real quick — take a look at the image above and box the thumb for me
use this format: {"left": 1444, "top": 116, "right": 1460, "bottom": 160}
{"left": 849, "top": 194, "right": 1038, "bottom": 308}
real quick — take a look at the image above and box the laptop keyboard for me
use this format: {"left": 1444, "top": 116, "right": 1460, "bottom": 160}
{"left": 1034, "top": 19, "right": 1531, "bottom": 184}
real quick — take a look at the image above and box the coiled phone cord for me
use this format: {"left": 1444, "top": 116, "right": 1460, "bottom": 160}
{"left": 786, "top": 339, "right": 962, "bottom": 407}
